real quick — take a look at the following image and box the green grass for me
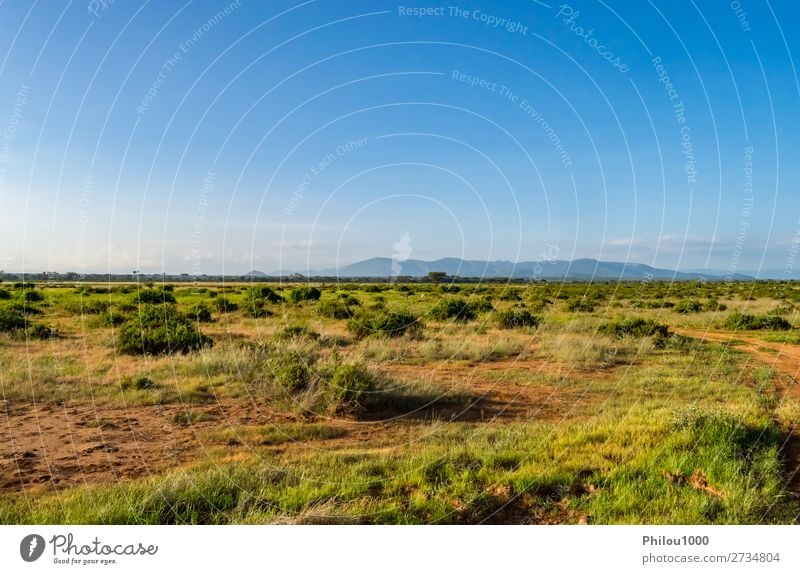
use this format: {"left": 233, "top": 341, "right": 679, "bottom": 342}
{"left": 1, "top": 281, "right": 800, "bottom": 524}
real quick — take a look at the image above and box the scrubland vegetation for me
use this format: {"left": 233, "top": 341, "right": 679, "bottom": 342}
{"left": 1, "top": 278, "right": 799, "bottom": 524}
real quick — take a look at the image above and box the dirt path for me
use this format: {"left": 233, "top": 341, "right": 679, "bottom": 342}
{"left": 674, "top": 327, "right": 800, "bottom": 388}
{"left": 0, "top": 356, "right": 601, "bottom": 496}
{"left": 674, "top": 327, "right": 800, "bottom": 493}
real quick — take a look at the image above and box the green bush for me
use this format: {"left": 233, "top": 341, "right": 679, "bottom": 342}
{"left": 26, "top": 324, "right": 54, "bottom": 339}
{"left": 318, "top": 299, "right": 356, "bottom": 320}
{"left": 347, "top": 309, "right": 421, "bottom": 338}
{"left": 101, "top": 310, "right": 127, "bottom": 327}
{"left": 269, "top": 350, "right": 311, "bottom": 392}
{"left": 674, "top": 299, "right": 703, "bottom": 314}
{"left": 566, "top": 299, "right": 595, "bottom": 312}
{"left": 0, "top": 289, "right": 10, "bottom": 300}
{"left": 132, "top": 288, "right": 176, "bottom": 304}
{"left": 429, "top": 298, "right": 476, "bottom": 322}
{"left": 242, "top": 286, "right": 282, "bottom": 317}
{"left": 599, "top": 318, "right": 669, "bottom": 339}
{"left": 0, "top": 308, "right": 26, "bottom": 332}
{"left": 6, "top": 302, "right": 41, "bottom": 315}
{"left": 121, "top": 375, "right": 159, "bottom": 391}
{"left": 724, "top": 312, "right": 791, "bottom": 331}
{"left": 117, "top": 304, "right": 212, "bottom": 355}
{"left": 471, "top": 296, "right": 495, "bottom": 313}
{"left": 188, "top": 304, "right": 213, "bottom": 323}
{"left": 329, "top": 362, "right": 376, "bottom": 406}
{"left": 243, "top": 300, "right": 273, "bottom": 318}
{"left": 287, "top": 286, "right": 321, "bottom": 302}
{"left": 274, "top": 325, "right": 319, "bottom": 341}
{"left": 757, "top": 315, "right": 792, "bottom": 331}
{"left": 724, "top": 312, "right": 760, "bottom": 330}
{"left": 705, "top": 298, "right": 728, "bottom": 312}
{"left": 213, "top": 296, "right": 238, "bottom": 313}
{"left": 495, "top": 308, "right": 540, "bottom": 329}
{"left": 21, "top": 289, "right": 43, "bottom": 302}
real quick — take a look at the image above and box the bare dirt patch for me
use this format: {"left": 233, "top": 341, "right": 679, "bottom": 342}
{"left": 377, "top": 357, "right": 603, "bottom": 422}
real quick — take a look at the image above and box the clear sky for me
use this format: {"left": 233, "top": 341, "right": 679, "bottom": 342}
{"left": 0, "top": 0, "right": 798, "bottom": 275}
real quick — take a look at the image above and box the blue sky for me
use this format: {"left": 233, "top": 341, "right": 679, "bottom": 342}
{"left": 0, "top": 0, "right": 798, "bottom": 275}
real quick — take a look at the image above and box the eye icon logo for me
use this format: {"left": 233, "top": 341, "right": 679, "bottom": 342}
{"left": 20, "top": 534, "right": 45, "bottom": 562}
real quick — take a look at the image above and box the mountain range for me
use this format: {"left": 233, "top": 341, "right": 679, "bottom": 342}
{"left": 258, "top": 258, "right": 755, "bottom": 280}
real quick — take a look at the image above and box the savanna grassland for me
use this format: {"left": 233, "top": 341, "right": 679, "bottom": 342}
{"left": 1, "top": 278, "right": 800, "bottom": 524}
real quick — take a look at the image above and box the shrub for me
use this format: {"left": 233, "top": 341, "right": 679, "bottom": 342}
{"left": 318, "top": 299, "right": 356, "bottom": 320}
{"left": 213, "top": 296, "right": 238, "bottom": 313}
{"left": 121, "top": 375, "right": 159, "bottom": 391}
{"left": 21, "top": 289, "right": 43, "bottom": 302}
{"left": 288, "top": 286, "right": 322, "bottom": 302}
{"left": 429, "top": 298, "right": 476, "bottom": 322}
{"left": 243, "top": 300, "right": 273, "bottom": 318}
{"left": 0, "top": 289, "right": 10, "bottom": 300}
{"left": 495, "top": 308, "right": 540, "bottom": 329}
{"left": 329, "top": 362, "right": 376, "bottom": 406}
{"left": 723, "top": 312, "right": 791, "bottom": 331}
{"left": 117, "top": 304, "right": 212, "bottom": 355}
{"left": 65, "top": 298, "right": 109, "bottom": 315}
{"left": 101, "top": 310, "right": 127, "bottom": 327}
{"left": 705, "top": 298, "right": 728, "bottom": 312}
{"left": 758, "top": 315, "right": 792, "bottom": 331}
{"left": 724, "top": 312, "right": 761, "bottom": 330}
{"left": 674, "top": 299, "right": 703, "bottom": 314}
{"left": 242, "top": 287, "right": 282, "bottom": 317}
{"left": 269, "top": 350, "right": 311, "bottom": 392}
{"left": 0, "top": 308, "right": 26, "bottom": 332}
{"left": 498, "top": 289, "right": 522, "bottom": 301}
{"left": 599, "top": 318, "right": 669, "bottom": 339}
{"left": 6, "top": 302, "right": 41, "bottom": 315}
{"left": 188, "top": 304, "right": 213, "bottom": 323}
{"left": 26, "top": 324, "right": 54, "bottom": 339}
{"left": 274, "top": 325, "right": 320, "bottom": 341}
{"left": 566, "top": 298, "right": 595, "bottom": 312}
{"left": 336, "top": 293, "right": 361, "bottom": 307}
{"left": 347, "top": 309, "right": 421, "bottom": 338}
{"left": 132, "top": 288, "right": 176, "bottom": 304}
{"left": 471, "top": 296, "right": 495, "bottom": 313}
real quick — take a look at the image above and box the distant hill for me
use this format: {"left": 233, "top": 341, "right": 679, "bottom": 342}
{"left": 263, "top": 257, "right": 753, "bottom": 280}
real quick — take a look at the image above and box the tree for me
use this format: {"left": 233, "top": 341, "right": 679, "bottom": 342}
{"left": 427, "top": 271, "right": 447, "bottom": 284}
